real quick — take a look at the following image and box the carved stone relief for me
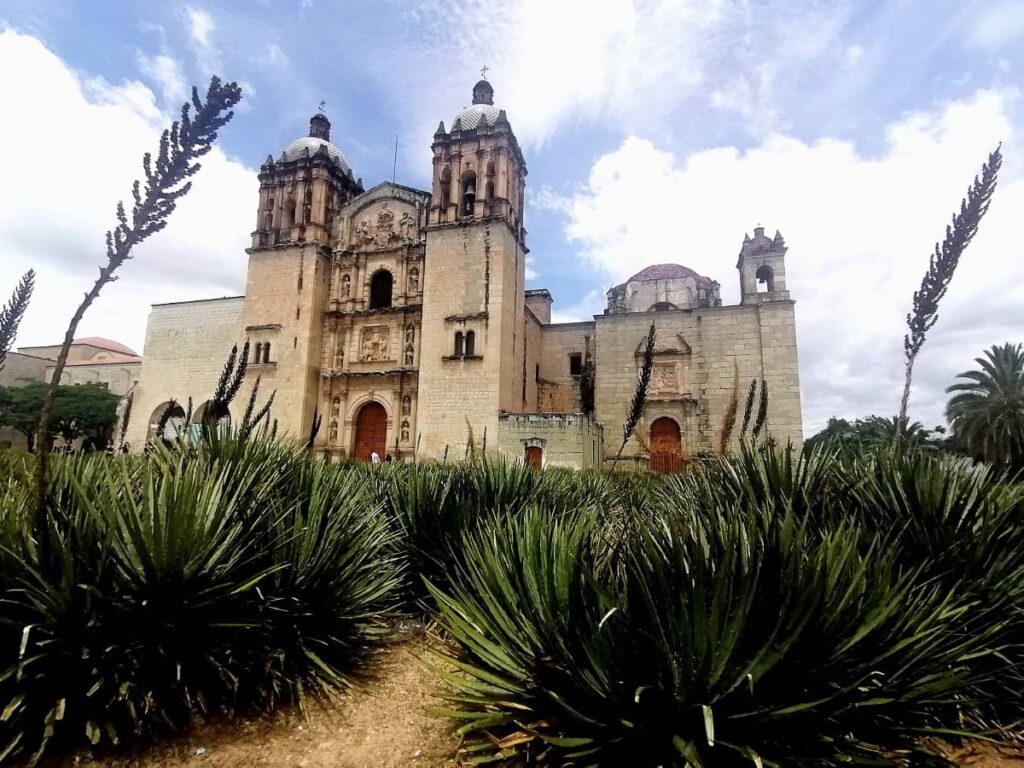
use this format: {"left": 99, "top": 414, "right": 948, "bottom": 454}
{"left": 374, "top": 204, "right": 395, "bottom": 247}
{"left": 359, "top": 325, "right": 392, "bottom": 362}
{"left": 402, "top": 395, "right": 411, "bottom": 416}
{"left": 651, "top": 363, "right": 678, "bottom": 394}
{"left": 399, "top": 211, "right": 415, "bottom": 239}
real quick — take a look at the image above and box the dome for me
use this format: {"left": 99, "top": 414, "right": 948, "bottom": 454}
{"left": 627, "top": 264, "right": 713, "bottom": 286}
{"left": 451, "top": 77, "right": 501, "bottom": 130}
{"left": 280, "top": 136, "right": 352, "bottom": 174}
{"left": 72, "top": 337, "right": 139, "bottom": 356}
{"left": 453, "top": 103, "right": 501, "bottom": 130}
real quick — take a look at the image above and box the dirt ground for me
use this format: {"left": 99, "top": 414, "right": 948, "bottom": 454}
{"left": 60, "top": 638, "right": 1023, "bottom": 768}
{"left": 77, "top": 639, "right": 459, "bottom": 768}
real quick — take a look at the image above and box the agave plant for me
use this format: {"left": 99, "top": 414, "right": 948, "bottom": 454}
{"left": 429, "top": 506, "right": 1006, "bottom": 767}
{"left": 0, "top": 434, "right": 401, "bottom": 763}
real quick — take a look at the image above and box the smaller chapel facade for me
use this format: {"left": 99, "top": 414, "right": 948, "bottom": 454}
{"left": 125, "top": 79, "right": 802, "bottom": 468}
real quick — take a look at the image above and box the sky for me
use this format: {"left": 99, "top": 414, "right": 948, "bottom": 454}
{"left": 1, "top": 0, "right": 1022, "bottom": 435}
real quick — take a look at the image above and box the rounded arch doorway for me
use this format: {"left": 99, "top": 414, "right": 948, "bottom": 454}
{"left": 353, "top": 401, "right": 388, "bottom": 462}
{"left": 649, "top": 417, "right": 683, "bottom": 474}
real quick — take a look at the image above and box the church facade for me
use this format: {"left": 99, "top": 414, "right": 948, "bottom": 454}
{"left": 125, "top": 78, "right": 803, "bottom": 468}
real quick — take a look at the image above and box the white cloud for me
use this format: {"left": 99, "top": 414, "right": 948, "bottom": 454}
{"left": 438, "top": 0, "right": 859, "bottom": 143}
{"left": 266, "top": 42, "right": 289, "bottom": 68}
{"left": 0, "top": 30, "right": 256, "bottom": 354}
{"left": 185, "top": 6, "right": 220, "bottom": 74}
{"left": 968, "top": 0, "right": 1024, "bottom": 49}
{"left": 543, "top": 89, "right": 1022, "bottom": 432}
{"left": 550, "top": 289, "right": 605, "bottom": 324}
{"left": 136, "top": 52, "right": 188, "bottom": 104}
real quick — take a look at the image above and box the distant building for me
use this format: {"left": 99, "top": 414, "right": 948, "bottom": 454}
{"left": 124, "top": 78, "right": 802, "bottom": 469}
{"left": 0, "top": 337, "right": 141, "bottom": 450}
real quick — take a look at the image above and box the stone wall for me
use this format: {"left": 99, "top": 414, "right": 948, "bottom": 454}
{"left": 538, "top": 322, "right": 594, "bottom": 413}
{"left": 125, "top": 296, "right": 245, "bottom": 448}
{"left": 497, "top": 412, "right": 603, "bottom": 468}
{"left": 417, "top": 221, "right": 525, "bottom": 459}
{"left": 593, "top": 301, "right": 802, "bottom": 463}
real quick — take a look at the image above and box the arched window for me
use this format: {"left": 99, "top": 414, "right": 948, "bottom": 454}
{"left": 263, "top": 342, "right": 272, "bottom": 363}
{"left": 485, "top": 161, "right": 495, "bottom": 177}
{"left": 369, "top": 270, "right": 393, "bottom": 309}
{"left": 484, "top": 181, "right": 494, "bottom": 202}
{"left": 464, "top": 330, "right": 476, "bottom": 356}
{"left": 440, "top": 166, "right": 452, "bottom": 211}
{"left": 263, "top": 212, "right": 273, "bottom": 232}
{"left": 756, "top": 265, "right": 774, "bottom": 293}
{"left": 454, "top": 331, "right": 464, "bottom": 356}
{"left": 461, "top": 171, "right": 477, "bottom": 217}
{"left": 283, "top": 199, "right": 296, "bottom": 229}
{"left": 254, "top": 342, "right": 263, "bottom": 364}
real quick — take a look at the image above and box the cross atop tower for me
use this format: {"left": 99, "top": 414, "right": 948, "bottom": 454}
{"left": 318, "top": 99, "right": 327, "bottom": 114}
{"left": 480, "top": 65, "right": 489, "bottom": 79}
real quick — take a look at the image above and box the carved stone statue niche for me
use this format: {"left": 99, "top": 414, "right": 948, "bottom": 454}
{"left": 407, "top": 267, "right": 419, "bottom": 294}
{"left": 341, "top": 274, "right": 351, "bottom": 298}
{"left": 402, "top": 395, "right": 411, "bottom": 416}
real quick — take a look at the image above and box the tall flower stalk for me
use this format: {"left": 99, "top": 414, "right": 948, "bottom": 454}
{"left": 612, "top": 324, "right": 655, "bottom": 470}
{"left": 33, "top": 78, "right": 242, "bottom": 519}
{"left": 0, "top": 270, "right": 35, "bottom": 372}
{"left": 898, "top": 145, "right": 1002, "bottom": 431}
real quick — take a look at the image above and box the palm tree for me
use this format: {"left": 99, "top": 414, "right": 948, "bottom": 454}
{"left": 945, "top": 343, "right": 1024, "bottom": 469}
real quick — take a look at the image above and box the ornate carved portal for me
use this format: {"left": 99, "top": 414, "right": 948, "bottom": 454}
{"left": 359, "top": 326, "right": 392, "bottom": 362}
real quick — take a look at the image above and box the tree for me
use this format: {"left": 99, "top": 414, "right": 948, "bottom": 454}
{"left": 0, "top": 381, "right": 46, "bottom": 452}
{"left": 52, "top": 383, "right": 120, "bottom": 448}
{"left": 945, "top": 342, "right": 1024, "bottom": 469}
{"left": 0, "top": 382, "right": 120, "bottom": 451}
{"left": 899, "top": 145, "right": 1001, "bottom": 431}
{"left": 805, "top": 414, "right": 938, "bottom": 456}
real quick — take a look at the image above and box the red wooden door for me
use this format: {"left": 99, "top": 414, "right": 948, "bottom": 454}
{"left": 649, "top": 417, "right": 683, "bottom": 474}
{"left": 354, "top": 402, "right": 387, "bottom": 462}
{"left": 525, "top": 445, "right": 543, "bottom": 470}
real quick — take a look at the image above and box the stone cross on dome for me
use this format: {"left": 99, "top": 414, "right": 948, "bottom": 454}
{"left": 318, "top": 99, "right": 327, "bottom": 114}
{"left": 480, "top": 65, "right": 489, "bottom": 79}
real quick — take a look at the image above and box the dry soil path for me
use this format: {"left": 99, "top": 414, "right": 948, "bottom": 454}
{"left": 80, "top": 640, "right": 459, "bottom": 768}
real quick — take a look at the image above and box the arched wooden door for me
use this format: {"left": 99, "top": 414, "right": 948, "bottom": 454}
{"left": 354, "top": 402, "right": 387, "bottom": 462}
{"left": 649, "top": 417, "right": 683, "bottom": 474}
{"left": 525, "top": 445, "right": 543, "bottom": 470}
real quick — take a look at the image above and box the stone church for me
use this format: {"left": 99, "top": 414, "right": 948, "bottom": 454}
{"left": 125, "top": 78, "right": 803, "bottom": 468}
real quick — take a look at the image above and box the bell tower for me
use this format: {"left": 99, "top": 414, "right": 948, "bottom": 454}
{"left": 240, "top": 111, "right": 364, "bottom": 438}
{"left": 737, "top": 226, "right": 790, "bottom": 303}
{"left": 417, "top": 76, "right": 530, "bottom": 458}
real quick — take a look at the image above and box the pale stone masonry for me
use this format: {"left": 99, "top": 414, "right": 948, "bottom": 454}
{"left": 123, "top": 78, "right": 803, "bottom": 469}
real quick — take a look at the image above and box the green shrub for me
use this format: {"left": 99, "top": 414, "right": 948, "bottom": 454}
{"left": 0, "top": 439, "right": 399, "bottom": 763}
{"left": 430, "top": 506, "right": 1005, "bottom": 766}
